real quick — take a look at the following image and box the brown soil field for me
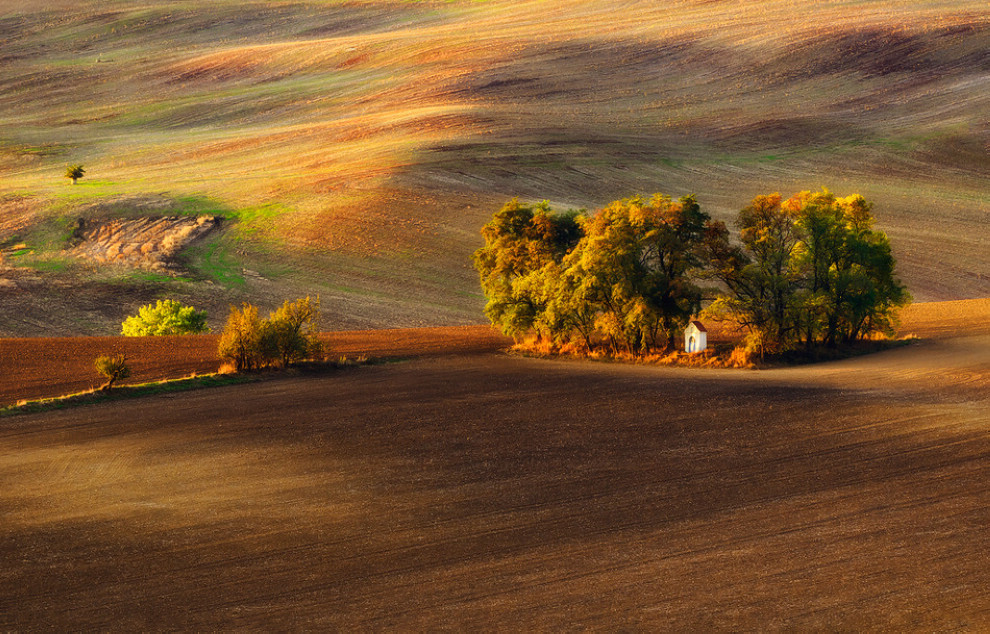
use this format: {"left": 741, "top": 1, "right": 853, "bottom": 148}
{"left": 1, "top": 299, "right": 988, "bottom": 628}
{"left": 0, "top": 325, "right": 509, "bottom": 407}
{"left": 1, "top": 299, "right": 986, "bottom": 407}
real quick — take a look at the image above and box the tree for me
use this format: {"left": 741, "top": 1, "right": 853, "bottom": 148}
{"left": 472, "top": 199, "right": 583, "bottom": 340}
{"left": 261, "top": 296, "right": 322, "bottom": 367}
{"left": 563, "top": 194, "right": 709, "bottom": 353}
{"left": 65, "top": 164, "right": 85, "bottom": 185}
{"left": 121, "top": 299, "right": 209, "bottom": 336}
{"left": 703, "top": 193, "right": 803, "bottom": 356}
{"left": 217, "top": 297, "right": 322, "bottom": 370}
{"left": 218, "top": 303, "right": 265, "bottom": 371}
{"left": 789, "top": 190, "right": 910, "bottom": 346}
{"left": 94, "top": 354, "right": 130, "bottom": 391}
{"left": 705, "top": 189, "right": 910, "bottom": 354}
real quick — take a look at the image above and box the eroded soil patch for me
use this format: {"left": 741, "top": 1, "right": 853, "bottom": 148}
{"left": 69, "top": 215, "right": 220, "bottom": 271}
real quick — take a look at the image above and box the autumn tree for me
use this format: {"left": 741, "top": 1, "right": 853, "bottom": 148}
{"left": 703, "top": 193, "right": 802, "bottom": 355}
{"left": 218, "top": 298, "right": 322, "bottom": 371}
{"left": 261, "top": 296, "right": 322, "bottom": 367}
{"left": 218, "top": 303, "right": 265, "bottom": 371}
{"left": 563, "top": 194, "right": 709, "bottom": 353}
{"left": 790, "top": 190, "right": 910, "bottom": 346}
{"left": 472, "top": 199, "right": 582, "bottom": 339}
{"left": 705, "top": 189, "right": 909, "bottom": 354}
{"left": 94, "top": 354, "right": 130, "bottom": 391}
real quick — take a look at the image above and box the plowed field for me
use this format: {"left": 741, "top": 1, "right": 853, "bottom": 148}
{"left": 0, "top": 325, "right": 509, "bottom": 406}
{"left": 1, "top": 299, "right": 988, "bottom": 629}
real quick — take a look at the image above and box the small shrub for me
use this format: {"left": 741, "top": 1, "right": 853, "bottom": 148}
{"left": 727, "top": 346, "right": 755, "bottom": 369}
{"left": 122, "top": 299, "right": 209, "bottom": 336}
{"left": 94, "top": 354, "right": 130, "bottom": 391}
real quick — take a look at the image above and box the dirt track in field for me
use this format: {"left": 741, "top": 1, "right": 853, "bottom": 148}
{"left": 0, "top": 300, "right": 988, "bottom": 629}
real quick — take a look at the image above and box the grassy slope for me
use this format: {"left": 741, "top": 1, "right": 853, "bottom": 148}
{"left": 0, "top": 0, "right": 987, "bottom": 334}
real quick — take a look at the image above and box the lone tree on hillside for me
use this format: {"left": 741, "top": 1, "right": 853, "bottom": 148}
{"left": 121, "top": 299, "right": 209, "bottom": 336}
{"left": 65, "top": 164, "right": 85, "bottom": 185}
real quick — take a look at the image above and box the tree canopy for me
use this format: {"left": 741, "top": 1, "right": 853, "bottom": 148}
{"left": 217, "top": 297, "right": 321, "bottom": 370}
{"left": 474, "top": 193, "right": 709, "bottom": 354}
{"left": 703, "top": 189, "right": 910, "bottom": 356}
{"left": 476, "top": 189, "right": 909, "bottom": 358}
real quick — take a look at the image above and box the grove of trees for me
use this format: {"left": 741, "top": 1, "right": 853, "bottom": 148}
{"left": 474, "top": 189, "right": 910, "bottom": 359}
{"left": 704, "top": 190, "right": 910, "bottom": 357}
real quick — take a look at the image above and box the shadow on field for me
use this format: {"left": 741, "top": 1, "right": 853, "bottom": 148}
{"left": 3, "top": 351, "right": 989, "bottom": 628}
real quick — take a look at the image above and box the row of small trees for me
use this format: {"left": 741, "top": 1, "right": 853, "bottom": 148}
{"left": 94, "top": 297, "right": 323, "bottom": 392}
{"left": 119, "top": 296, "right": 322, "bottom": 369}
{"left": 473, "top": 189, "right": 909, "bottom": 357}
{"left": 217, "top": 298, "right": 321, "bottom": 370}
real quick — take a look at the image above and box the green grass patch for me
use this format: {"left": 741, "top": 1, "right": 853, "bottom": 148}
{"left": 171, "top": 195, "right": 231, "bottom": 217}
{"left": 227, "top": 202, "right": 293, "bottom": 238}
{"left": 184, "top": 236, "right": 245, "bottom": 287}
{"left": 19, "top": 257, "right": 74, "bottom": 273}
{"left": 53, "top": 181, "right": 123, "bottom": 202}
{"left": 7, "top": 215, "right": 79, "bottom": 255}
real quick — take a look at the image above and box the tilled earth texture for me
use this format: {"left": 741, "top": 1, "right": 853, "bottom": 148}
{"left": 0, "top": 299, "right": 988, "bottom": 629}
{"left": 0, "top": 325, "right": 509, "bottom": 406}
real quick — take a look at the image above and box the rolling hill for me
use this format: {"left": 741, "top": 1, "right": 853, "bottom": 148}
{"left": 1, "top": 0, "right": 987, "bottom": 334}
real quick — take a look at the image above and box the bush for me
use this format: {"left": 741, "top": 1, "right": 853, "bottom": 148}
{"left": 94, "top": 354, "right": 130, "bottom": 391}
{"left": 122, "top": 299, "right": 209, "bottom": 336}
{"left": 218, "top": 297, "right": 321, "bottom": 371}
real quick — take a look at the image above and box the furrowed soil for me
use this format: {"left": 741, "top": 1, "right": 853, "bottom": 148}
{"left": 0, "top": 325, "right": 509, "bottom": 406}
{"left": 1, "top": 298, "right": 988, "bottom": 629}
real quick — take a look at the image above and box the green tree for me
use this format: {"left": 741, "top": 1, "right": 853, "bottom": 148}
{"left": 121, "top": 299, "right": 209, "bottom": 336}
{"left": 94, "top": 354, "right": 130, "bottom": 391}
{"left": 473, "top": 199, "right": 582, "bottom": 340}
{"left": 706, "top": 189, "right": 909, "bottom": 354}
{"left": 790, "top": 190, "right": 910, "bottom": 346}
{"left": 65, "top": 164, "right": 85, "bottom": 185}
